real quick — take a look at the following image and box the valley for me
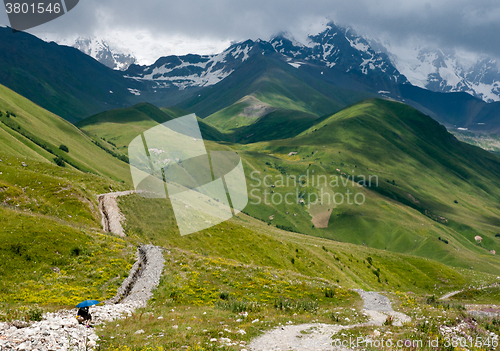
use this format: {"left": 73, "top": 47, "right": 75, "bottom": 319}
{"left": 1, "top": 17, "right": 500, "bottom": 350}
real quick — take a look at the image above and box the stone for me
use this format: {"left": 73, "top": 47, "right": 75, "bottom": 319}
{"left": 16, "top": 342, "right": 30, "bottom": 350}
{"left": 12, "top": 320, "right": 28, "bottom": 328}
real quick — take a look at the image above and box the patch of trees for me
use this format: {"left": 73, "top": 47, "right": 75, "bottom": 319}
{"left": 438, "top": 237, "right": 449, "bottom": 244}
{"left": 54, "top": 156, "right": 66, "bottom": 167}
{"left": 59, "top": 144, "right": 69, "bottom": 153}
{"left": 91, "top": 139, "right": 129, "bottom": 163}
{"left": 3, "top": 110, "right": 16, "bottom": 118}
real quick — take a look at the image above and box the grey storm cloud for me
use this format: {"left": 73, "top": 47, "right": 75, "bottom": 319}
{"left": 2, "top": 0, "right": 500, "bottom": 57}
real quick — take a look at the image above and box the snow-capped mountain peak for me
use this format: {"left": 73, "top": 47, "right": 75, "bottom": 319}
{"left": 270, "top": 22, "right": 407, "bottom": 84}
{"left": 385, "top": 42, "right": 500, "bottom": 102}
{"left": 121, "top": 23, "right": 408, "bottom": 96}
{"left": 73, "top": 37, "right": 136, "bottom": 71}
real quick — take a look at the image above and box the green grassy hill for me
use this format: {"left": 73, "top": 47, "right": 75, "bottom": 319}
{"left": 236, "top": 99, "right": 500, "bottom": 274}
{"left": 77, "top": 103, "right": 229, "bottom": 155}
{"left": 0, "top": 84, "right": 131, "bottom": 182}
{"left": 0, "top": 84, "right": 137, "bottom": 306}
{"left": 118, "top": 191, "right": 488, "bottom": 294}
{"left": 180, "top": 54, "right": 376, "bottom": 144}
{"left": 74, "top": 96, "right": 500, "bottom": 278}
{"left": 205, "top": 95, "right": 322, "bottom": 143}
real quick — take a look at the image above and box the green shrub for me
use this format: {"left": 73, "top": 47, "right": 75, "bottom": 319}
{"left": 384, "top": 315, "right": 393, "bottom": 326}
{"left": 54, "top": 156, "right": 66, "bottom": 167}
{"left": 324, "top": 287, "right": 335, "bottom": 298}
{"left": 219, "top": 291, "right": 230, "bottom": 300}
{"left": 215, "top": 298, "right": 260, "bottom": 313}
{"left": 27, "top": 305, "right": 43, "bottom": 322}
{"left": 274, "top": 297, "right": 318, "bottom": 313}
{"left": 169, "top": 290, "right": 181, "bottom": 302}
{"left": 438, "top": 237, "right": 449, "bottom": 244}
{"left": 426, "top": 295, "right": 437, "bottom": 304}
{"left": 59, "top": 144, "right": 69, "bottom": 153}
{"left": 70, "top": 247, "right": 81, "bottom": 256}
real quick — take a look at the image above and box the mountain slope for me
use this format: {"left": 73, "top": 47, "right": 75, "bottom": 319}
{"left": 77, "top": 103, "right": 229, "bottom": 154}
{"left": 0, "top": 83, "right": 131, "bottom": 182}
{"left": 178, "top": 52, "right": 345, "bottom": 118}
{"left": 399, "top": 84, "right": 500, "bottom": 133}
{"left": 0, "top": 27, "right": 141, "bottom": 122}
{"left": 238, "top": 99, "right": 500, "bottom": 274}
{"left": 0, "top": 85, "right": 136, "bottom": 305}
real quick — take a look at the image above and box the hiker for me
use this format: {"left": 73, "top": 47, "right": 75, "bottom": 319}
{"left": 76, "top": 306, "right": 92, "bottom": 326}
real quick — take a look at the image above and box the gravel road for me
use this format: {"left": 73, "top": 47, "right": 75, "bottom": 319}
{"left": 107, "top": 245, "right": 165, "bottom": 306}
{"left": 248, "top": 290, "right": 410, "bottom": 351}
{"left": 97, "top": 190, "right": 136, "bottom": 237}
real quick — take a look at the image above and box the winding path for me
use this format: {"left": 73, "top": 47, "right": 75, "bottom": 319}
{"left": 439, "top": 283, "right": 500, "bottom": 301}
{"left": 97, "top": 190, "right": 136, "bottom": 237}
{"left": 248, "top": 291, "right": 410, "bottom": 351}
{"left": 0, "top": 190, "right": 166, "bottom": 351}
{"left": 98, "top": 190, "right": 165, "bottom": 306}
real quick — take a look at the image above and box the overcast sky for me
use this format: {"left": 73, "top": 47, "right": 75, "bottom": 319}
{"left": 1, "top": 0, "right": 500, "bottom": 63}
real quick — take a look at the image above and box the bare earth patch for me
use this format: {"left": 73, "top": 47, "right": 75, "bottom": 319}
{"left": 311, "top": 209, "right": 333, "bottom": 228}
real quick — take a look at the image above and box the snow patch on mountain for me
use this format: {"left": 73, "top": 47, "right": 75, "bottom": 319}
{"left": 346, "top": 35, "right": 370, "bottom": 53}
{"left": 230, "top": 44, "right": 251, "bottom": 62}
{"left": 288, "top": 62, "right": 302, "bottom": 68}
{"left": 269, "top": 24, "right": 405, "bottom": 84}
{"left": 125, "top": 43, "right": 258, "bottom": 89}
{"left": 128, "top": 88, "right": 141, "bottom": 96}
